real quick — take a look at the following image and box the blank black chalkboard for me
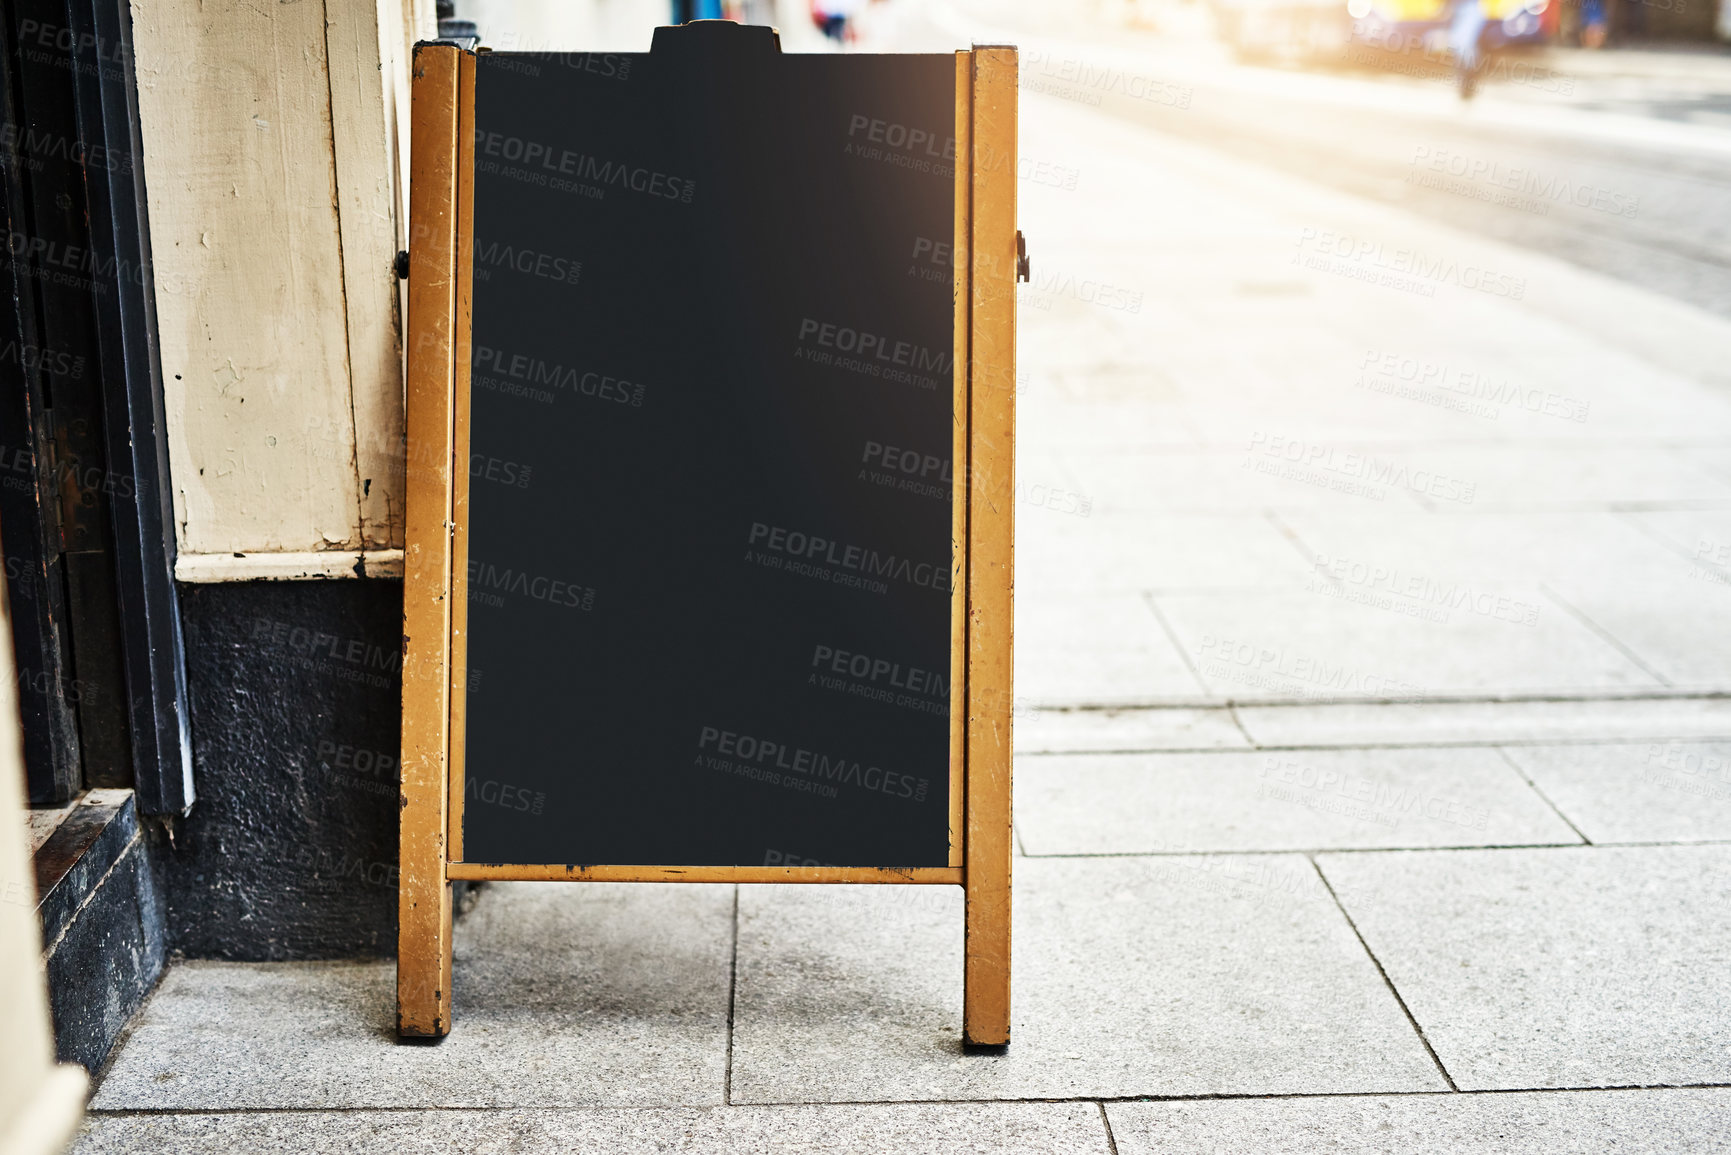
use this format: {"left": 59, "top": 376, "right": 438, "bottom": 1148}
{"left": 457, "top": 25, "right": 957, "bottom": 868}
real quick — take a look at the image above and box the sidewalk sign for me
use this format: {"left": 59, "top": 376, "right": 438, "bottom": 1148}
{"left": 399, "top": 22, "right": 1018, "bottom": 1048}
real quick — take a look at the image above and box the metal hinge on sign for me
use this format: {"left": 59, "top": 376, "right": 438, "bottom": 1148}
{"left": 1016, "top": 232, "right": 1029, "bottom": 283}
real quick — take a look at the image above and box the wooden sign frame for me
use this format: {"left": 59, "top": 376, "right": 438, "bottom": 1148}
{"left": 398, "top": 40, "right": 1017, "bottom": 1048}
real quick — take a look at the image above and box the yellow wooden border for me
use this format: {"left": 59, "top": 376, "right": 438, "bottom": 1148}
{"left": 447, "top": 863, "right": 962, "bottom": 884}
{"left": 398, "top": 42, "right": 461, "bottom": 1039}
{"left": 948, "top": 50, "right": 971, "bottom": 873}
{"left": 447, "top": 53, "right": 476, "bottom": 863}
{"left": 963, "top": 45, "right": 1017, "bottom": 1049}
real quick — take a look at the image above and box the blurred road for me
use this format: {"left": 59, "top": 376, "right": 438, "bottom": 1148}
{"left": 864, "top": 0, "right": 1731, "bottom": 320}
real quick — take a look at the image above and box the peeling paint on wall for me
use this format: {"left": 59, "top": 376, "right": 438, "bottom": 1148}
{"left": 133, "top": 0, "right": 432, "bottom": 579}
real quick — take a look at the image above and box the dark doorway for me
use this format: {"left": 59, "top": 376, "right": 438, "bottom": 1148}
{"left": 0, "top": 0, "right": 191, "bottom": 814}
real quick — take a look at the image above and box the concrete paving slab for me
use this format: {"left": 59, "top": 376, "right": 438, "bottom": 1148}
{"left": 1628, "top": 509, "right": 1731, "bottom": 583}
{"left": 1155, "top": 589, "right": 1658, "bottom": 701}
{"left": 1017, "top": 593, "right": 1202, "bottom": 705}
{"left": 728, "top": 858, "right": 1445, "bottom": 1103}
{"left": 1375, "top": 445, "right": 1731, "bottom": 511}
{"left": 1235, "top": 696, "right": 1731, "bottom": 747}
{"left": 1205, "top": 363, "right": 1509, "bottom": 445}
{"left": 1016, "top": 593, "right": 1172, "bottom": 655}
{"left": 1066, "top": 450, "right": 1431, "bottom": 516}
{"left": 1016, "top": 649, "right": 1207, "bottom": 707}
{"left": 1275, "top": 509, "right": 1693, "bottom": 588}
{"left": 1024, "top": 405, "right": 1205, "bottom": 453}
{"left": 1016, "top": 747, "right": 1580, "bottom": 855}
{"left": 1316, "top": 845, "right": 1731, "bottom": 1090}
{"left": 1107, "top": 1088, "right": 1731, "bottom": 1155}
{"left": 1663, "top": 445, "right": 1731, "bottom": 493}
{"left": 1017, "top": 375, "right": 1209, "bottom": 448}
{"left": 91, "top": 882, "right": 734, "bottom": 1109}
{"left": 1331, "top": 347, "right": 1729, "bottom": 444}
{"left": 1501, "top": 741, "right": 1731, "bottom": 843}
{"left": 73, "top": 1103, "right": 1110, "bottom": 1155}
{"left": 1018, "top": 512, "right": 1315, "bottom": 595}
{"left": 1545, "top": 576, "right": 1731, "bottom": 689}
{"left": 1226, "top": 387, "right": 1595, "bottom": 449}
{"left": 1014, "top": 707, "right": 1250, "bottom": 754}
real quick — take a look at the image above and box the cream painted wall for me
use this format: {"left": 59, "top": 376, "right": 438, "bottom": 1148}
{"left": 133, "top": 0, "right": 434, "bottom": 580}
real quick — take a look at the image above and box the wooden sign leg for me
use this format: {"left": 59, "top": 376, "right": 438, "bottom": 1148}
{"left": 963, "top": 45, "right": 1017, "bottom": 1052}
{"left": 398, "top": 44, "right": 462, "bottom": 1039}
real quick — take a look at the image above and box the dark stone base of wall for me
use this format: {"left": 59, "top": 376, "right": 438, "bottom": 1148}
{"left": 172, "top": 579, "right": 405, "bottom": 959}
{"left": 37, "top": 790, "right": 168, "bottom": 1072}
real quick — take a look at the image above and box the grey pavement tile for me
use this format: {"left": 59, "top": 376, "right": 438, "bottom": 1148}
{"left": 1490, "top": 365, "right": 1731, "bottom": 442}
{"left": 728, "top": 858, "right": 1444, "bottom": 1103}
{"left": 1330, "top": 353, "right": 1674, "bottom": 444}
{"left": 1025, "top": 372, "right": 1210, "bottom": 448}
{"left": 1016, "top": 447, "right": 1090, "bottom": 492}
{"left": 1015, "top": 747, "right": 1580, "bottom": 855}
{"left": 1235, "top": 696, "right": 1731, "bottom": 747}
{"left": 92, "top": 882, "right": 734, "bottom": 1109}
{"left": 1016, "top": 593, "right": 1201, "bottom": 705}
{"left": 1546, "top": 576, "right": 1731, "bottom": 689}
{"left": 1035, "top": 410, "right": 1208, "bottom": 454}
{"left": 1232, "top": 379, "right": 1606, "bottom": 446}
{"left": 1020, "top": 394, "right": 1207, "bottom": 452}
{"left": 1014, "top": 707, "right": 1250, "bottom": 754}
{"left": 1501, "top": 742, "right": 1731, "bottom": 843}
{"left": 1018, "top": 512, "right": 1315, "bottom": 595}
{"left": 1368, "top": 445, "right": 1731, "bottom": 511}
{"left": 1275, "top": 508, "right": 1694, "bottom": 588}
{"left": 1629, "top": 509, "right": 1731, "bottom": 579}
{"left": 1016, "top": 649, "right": 1206, "bottom": 707}
{"left": 73, "top": 1103, "right": 1109, "bottom": 1155}
{"left": 1317, "top": 845, "right": 1731, "bottom": 1090}
{"left": 1232, "top": 371, "right": 1505, "bottom": 444}
{"left": 1677, "top": 445, "right": 1731, "bottom": 489}
{"left": 1106, "top": 1088, "right": 1731, "bottom": 1155}
{"left": 1015, "top": 593, "right": 1168, "bottom": 655}
{"left": 1064, "top": 450, "right": 1431, "bottom": 516}
{"left": 1155, "top": 589, "right": 1658, "bottom": 701}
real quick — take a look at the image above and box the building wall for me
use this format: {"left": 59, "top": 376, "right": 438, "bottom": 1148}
{"left": 130, "top": 0, "right": 433, "bottom": 580}
{"left": 171, "top": 581, "right": 405, "bottom": 958}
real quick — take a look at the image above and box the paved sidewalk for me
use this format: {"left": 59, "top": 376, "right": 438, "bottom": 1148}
{"left": 76, "top": 16, "right": 1731, "bottom": 1155}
